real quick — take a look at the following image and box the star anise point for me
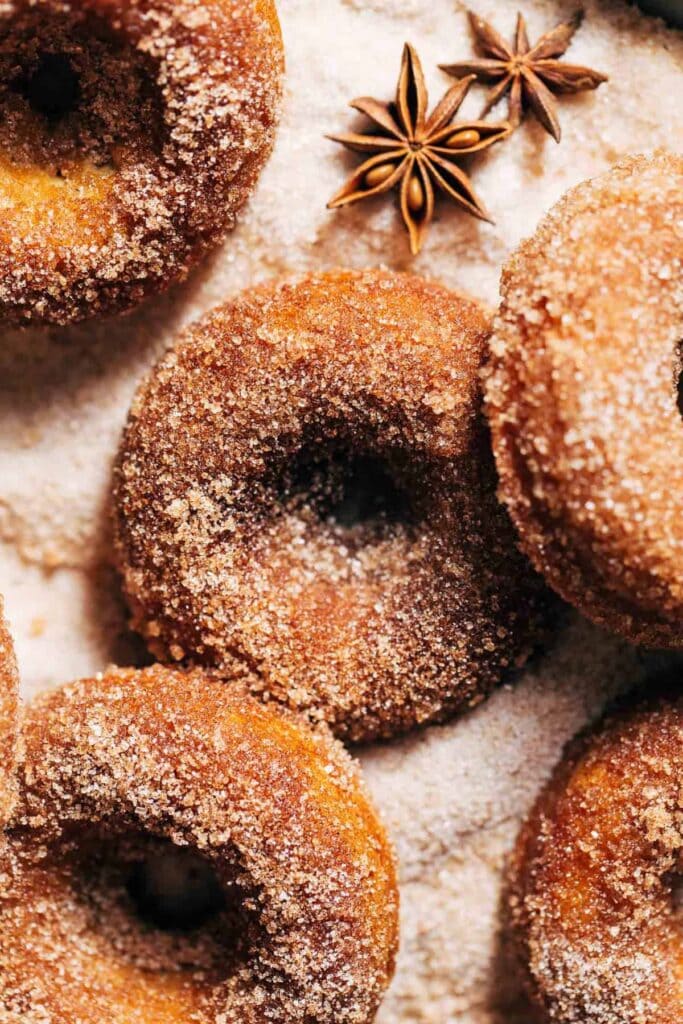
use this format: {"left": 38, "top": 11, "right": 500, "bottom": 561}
{"left": 327, "top": 45, "right": 509, "bottom": 253}
{"left": 442, "top": 8, "right": 607, "bottom": 142}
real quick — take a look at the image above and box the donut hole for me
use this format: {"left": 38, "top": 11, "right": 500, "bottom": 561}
{"left": 10, "top": 830, "right": 263, "bottom": 982}
{"left": 278, "top": 445, "right": 414, "bottom": 543}
{"left": 19, "top": 52, "right": 81, "bottom": 123}
{"left": 82, "top": 835, "right": 260, "bottom": 961}
{"left": 126, "top": 846, "right": 227, "bottom": 933}
{"left": 330, "top": 454, "right": 410, "bottom": 527}
{"left": 676, "top": 341, "right": 683, "bottom": 420}
{"left": 0, "top": 10, "right": 163, "bottom": 176}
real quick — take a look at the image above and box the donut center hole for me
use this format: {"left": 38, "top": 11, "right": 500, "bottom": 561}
{"left": 2, "top": 831, "right": 267, "bottom": 1015}
{"left": 0, "top": 11, "right": 163, "bottom": 174}
{"left": 282, "top": 449, "right": 412, "bottom": 534}
{"left": 329, "top": 454, "right": 409, "bottom": 526}
{"left": 676, "top": 341, "right": 683, "bottom": 421}
{"left": 17, "top": 52, "right": 81, "bottom": 123}
{"left": 126, "top": 847, "right": 226, "bottom": 933}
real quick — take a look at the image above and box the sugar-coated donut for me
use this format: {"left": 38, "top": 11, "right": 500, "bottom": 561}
{"left": 113, "top": 269, "right": 549, "bottom": 742}
{"left": 508, "top": 685, "right": 683, "bottom": 1024}
{"left": 0, "top": 598, "right": 19, "bottom": 825}
{"left": 0, "top": 0, "right": 283, "bottom": 326}
{"left": 486, "top": 153, "right": 683, "bottom": 648}
{"left": 0, "top": 664, "right": 398, "bottom": 1022}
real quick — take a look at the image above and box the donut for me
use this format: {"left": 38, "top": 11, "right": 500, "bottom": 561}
{"left": 0, "top": 597, "right": 19, "bottom": 825}
{"left": 0, "top": 664, "right": 398, "bottom": 1022}
{"left": 113, "top": 268, "right": 550, "bottom": 742}
{"left": 485, "top": 152, "right": 683, "bottom": 648}
{"left": 0, "top": 0, "right": 283, "bottom": 326}
{"left": 508, "top": 685, "right": 683, "bottom": 1023}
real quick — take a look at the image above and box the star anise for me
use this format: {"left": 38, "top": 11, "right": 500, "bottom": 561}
{"left": 440, "top": 10, "right": 608, "bottom": 143}
{"left": 326, "top": 43, "right": 511, "bottom": 255}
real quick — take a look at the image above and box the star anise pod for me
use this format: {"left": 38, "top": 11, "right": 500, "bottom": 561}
{"left": 326, "top": 43, "right": 511, "bottom": 255}
{"left": 440, "top": 10, "right": 608, "bottom": 143}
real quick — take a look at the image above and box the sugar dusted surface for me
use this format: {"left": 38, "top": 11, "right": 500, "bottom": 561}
{"left": 0, "top": 0, "right": 283, "bottom": 325}
{"left": 486, "top": 153, "right": 683, "bottom": 648}
{"left": 0, "top": 0, "right": 682, "bottom": 1021}
{"left": 509, "top": 688, "right": 683, "bottom": 1023}
{"left": 2, "top": 665, "right": 398, "bottom": 1022}
{"left": 113, "top": 269, "right": 549, "bottom": 741}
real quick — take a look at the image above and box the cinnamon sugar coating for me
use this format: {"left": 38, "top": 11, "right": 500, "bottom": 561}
{"left": 486, "top": 153, "right": 683, "bottom": 648}
{"left": 0, "top": 0, "right": 283, "bottom": 326}
{"left": 113, "top": 268, "right": 549, "bottom": 742}
{"left": 0, "top": 664, "right": 398, "bottom": 1022}
{"left": 508, "top": 685, "right": 683, "bottom": 1024}
{"left": 0, "top": 597, "right": 19, "bottom": 825}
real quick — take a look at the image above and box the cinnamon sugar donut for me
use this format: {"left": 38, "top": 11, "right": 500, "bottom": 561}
{"left": 113, "top": 269, "right": 549, "bottom": 742}
{"left": 0, "top": 664, "right": 398, "bottom": 1023}
{"left": 0, "top": 598, "right": 19, "bottom": 824}
{"left": 0, "top": 0, "right": 283, "bottom": 326}
{"left": 508, "top": 685, "right": 683, "bottom": 1024}
{"left": 486, "top": 153, "right": 683, "bottom": 648}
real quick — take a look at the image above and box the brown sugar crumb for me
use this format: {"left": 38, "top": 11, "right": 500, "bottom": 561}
{"left": 113, "top": 268, "right": 551, "bottom": 743}
{"left": 0, "top": 0, "right": 284, "bottom": 326}
{"left": 508, "top": 685, "right": 683, "bottom": 1023}
{"left": 1, "top": 664, "right": 399, "bottom": 1022}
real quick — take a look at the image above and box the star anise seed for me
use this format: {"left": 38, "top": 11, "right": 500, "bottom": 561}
{"left": 327, "top": 43, "right": 511, "bottom": 255}
{"left": 440, "top": 10, "right": 608, "bottom": 143}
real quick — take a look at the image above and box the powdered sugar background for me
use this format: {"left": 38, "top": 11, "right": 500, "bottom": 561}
{"left": 0, "top": 1, "right": 681, "bottom": 1020}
